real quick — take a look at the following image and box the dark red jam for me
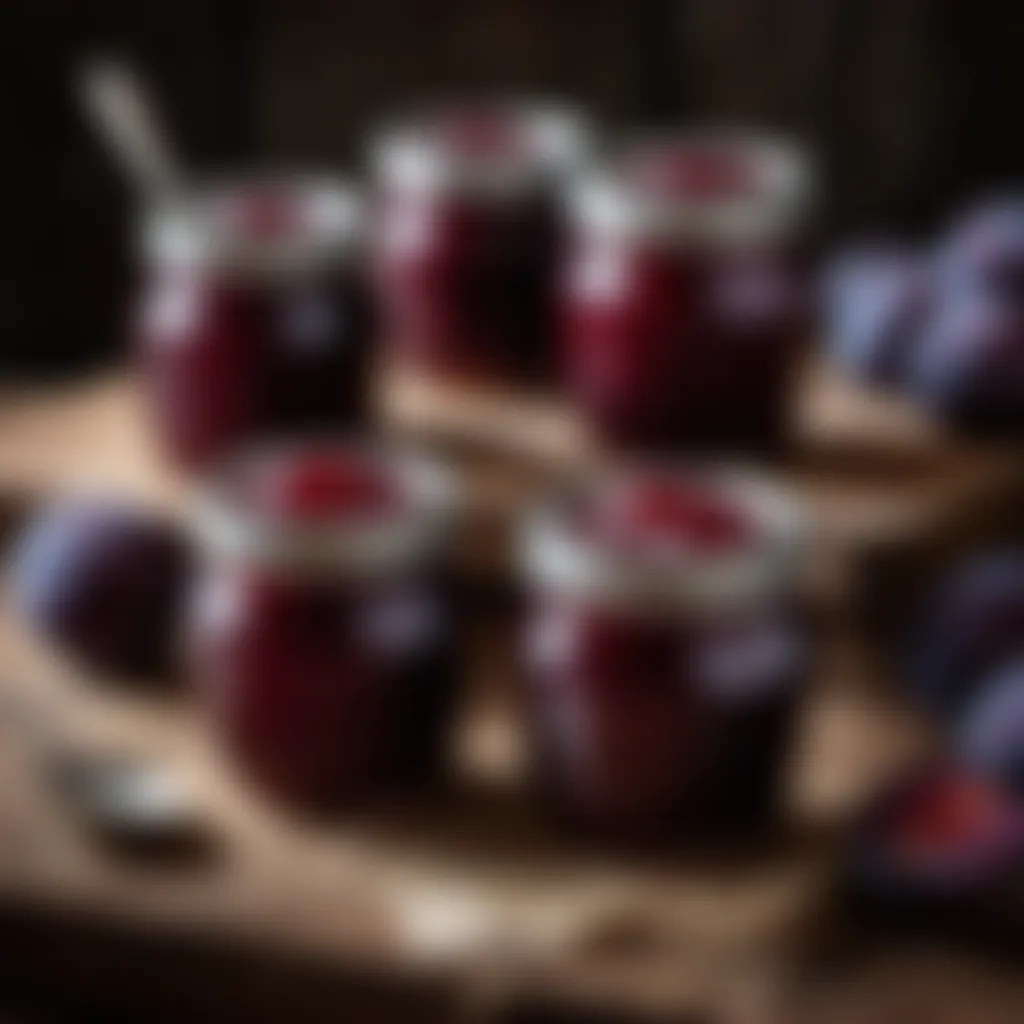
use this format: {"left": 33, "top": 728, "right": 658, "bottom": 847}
{"left": 623, "top": 140, "right": 759, "bottom": 200}
{"left": 373, "top": 104, "right": 589, "bottom": 383}
{"left": 191, "top": 444, "right": 459, "bottom": 813}
{"left": 522, "top": 467, "right": 809, "bottom": 839}
{"left": 138, "top": 178, "right": 377, "bottom": 470}
{"left": 244, "top": 450, "right": 401, "bottom": 522}
{"left": 583, "top": 474, "right": 754, "bottom": 555}
{"left": 562, "top": 135, "right": 811, "bottom": 454}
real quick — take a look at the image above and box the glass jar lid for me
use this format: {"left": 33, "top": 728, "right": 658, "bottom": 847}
{"left": 371, "top": 101, "right": 591, "bottom": 201}
{"left": 194, "top": 441, "right": 459, "bottom": 577}
{"left": 522, "top": 464, "right": 808, "bottom": 616}
{"left": 571, "top": 131, "right": 812, "bottom": 247}
{"left": 142, "top": 173, "right": 365, "bottom": 279}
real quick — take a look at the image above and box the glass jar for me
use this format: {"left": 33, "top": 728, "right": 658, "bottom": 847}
{"left": 521, "top": 466, "right": 810, "bottom": 838}
{"left": 137, "top": 176, "right": 377, "bottom": 470}
{"left": 372, "top": 103, "right": 590, "bottom": 383}
{"left": 191, "top": 442, "right": 459, "bottom": 812}
{"left": 563, "top": 134, "right": 812, "bottom": 454}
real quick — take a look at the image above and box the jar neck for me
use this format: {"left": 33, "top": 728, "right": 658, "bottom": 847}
{"left": 142, "top": 176, "right": 365, "bottom": 283}
{"left": 194, "top": 445, "right": 458, "bottom": 581}
{"left": 372, "top": 105, "right": 589, "bottom": 204}
{"left": 522, "top": 469, "right": 807, "bottom": 620}
{"left": 376, "top": 151, "right": 551, "bottom": 204}
{"left": 572, "top": 135, "right": 810, "bottom": 251}
{"left": 572, "top": 184, "right": 803, "bottom": 252}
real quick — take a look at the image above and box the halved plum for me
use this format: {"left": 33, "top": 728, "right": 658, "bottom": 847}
{"left": 844, "top": 762, "right": 1024, "bottom": 942}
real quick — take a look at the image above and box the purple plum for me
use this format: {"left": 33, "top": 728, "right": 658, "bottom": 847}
{"left": 937, "top": 195, "right": 1024, "bottom": 298}
{"left": 12, "top": 498, "right": 193, "bottom": 681}
{"left": 909, "top": 286, "right": 1024, "bottom": 433}
{"left": 822, "top": 241, "right": 929, "bottom": 387}
{"left": 907, "top": 550, "right": 1024, "bottom": 716}
{"left": 958, "top": 661, "right": 1024, "bottom": 799}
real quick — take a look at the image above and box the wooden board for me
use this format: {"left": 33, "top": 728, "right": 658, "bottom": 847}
{"left": 3, "top": 368, "right": 1021, "bottom": 616}
{"left": 377, "top": 358, "right": 1024, "bottom": 629}
{"left": 0, "top": 371, "right": 1019, "bottom": 1021}
{"left": 378, "top": 357, "right": 964, "bottom": 470}
{"left": 0, "top": 584, "right": 935, "bottom": 1023}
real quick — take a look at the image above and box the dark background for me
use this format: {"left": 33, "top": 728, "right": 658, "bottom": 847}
{"left": 5, "top": 0, "right": 1024, "bottom": 379}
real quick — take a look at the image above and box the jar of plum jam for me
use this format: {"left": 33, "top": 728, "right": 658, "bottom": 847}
{"left": 521, "top": 466, "right": 810, "bottom": 838}
{"left": 138, "top": 176, "right": 377, "bottom": 469}
{"left": 191, "top": 442, "right": 459, "bottom": 812}
{"left": 563, "top": 135, "right": 812, "bottom": 454}
{"left": 372, "top": 104, "right": 590, "bottom": 382}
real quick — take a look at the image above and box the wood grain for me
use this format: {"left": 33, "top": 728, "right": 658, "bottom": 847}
{"left": 0, "top": 369, "right": 1018, "bottom": 1021}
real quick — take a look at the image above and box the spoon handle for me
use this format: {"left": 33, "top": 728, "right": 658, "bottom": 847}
{"left": 78, "top": 59, "right": 186, "bottom": 203}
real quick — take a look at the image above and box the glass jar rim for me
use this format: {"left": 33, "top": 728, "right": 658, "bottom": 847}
{"left": 571, "top": 130, "right": 813, "bottom": 247}
{"left": 521, "top": 463, "right": 808, "bottom": 616}
{"left": 141, "top": 172, "right": 365, "bottom": 279}
{"left": 193, "top": 440, "right": 459, "bottom": 577}
{"left": 370, "top": 100, "right": 591, "bottom": 201}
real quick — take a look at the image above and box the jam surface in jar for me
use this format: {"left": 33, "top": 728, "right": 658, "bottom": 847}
{"left": 138, "top": 177, "right": 377, "bottom": 470}
{"left": 191, "top": 443, "right": 459, "bottom": 812}
{"left": 562, "top": 135, "right": 811, "bottom": 454}
{"left": 522, "top": 467, "right": 809, "bottom": 839}
{"left": 373, "top": 104, "right": 589, "bottom": 383}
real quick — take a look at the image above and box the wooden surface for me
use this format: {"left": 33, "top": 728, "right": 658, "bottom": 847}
{"left": 3, "top": 365, "right": 1024, "bottom": 601}
{"left": 377, "top": 358, "right": 1024, "bottom": 636}
{"left": 379, "top": 357, "right": 958, "bottom": 469}
{"left": 0, "top": 369, "right": 1021, "bottom": 1021}
{"left": 0, "top": 361, "right": 1005, "bottom": 632}
{"left": 0, "top": 605, "right": 871, "bottom": 1021}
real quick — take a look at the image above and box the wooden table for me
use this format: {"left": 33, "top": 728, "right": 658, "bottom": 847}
{"left": 0, "top": 368, "right": 1021, "bottom": 1022}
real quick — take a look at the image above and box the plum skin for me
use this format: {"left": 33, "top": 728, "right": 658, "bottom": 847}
{"left": 957, "top": 661, "right": 1024, "bottom": 799}
{"left": 937, "top": 195, "right": 1024, "bottom": 299}
{"left": 915, "top": 197, "right": 1024, "bottom": 433}
{"left": 822, "top": 241, "right": 928, "bottom": 388}
{"left": 824, "top": 205, "right": 1024, "bottom": 435}
{"left": 909, "top": 286, "right": 1024, "bottom": 433}
{"left": 906, "top": 550, "right": 1024, "bottom": 716}
{"left": 12, "top": 499, "right": 193, "bottom": 680}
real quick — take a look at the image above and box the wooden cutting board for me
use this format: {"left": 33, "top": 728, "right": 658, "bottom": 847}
{"left": 0, "top": 583, "right": 931, "bottom": 1023}
{"left": 0, "top": 366, "right": 1017, "bottom": 1022}
{"left": 2, "top": 364, "right": 1021, "bottom": 620}
{"left": 378, "top": 357, "right": 957, "bottom": 471}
